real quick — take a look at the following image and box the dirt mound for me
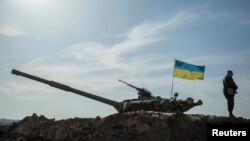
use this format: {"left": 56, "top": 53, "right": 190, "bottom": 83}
{"left": 0, "top": 112, "right": 249, "bottom": 141}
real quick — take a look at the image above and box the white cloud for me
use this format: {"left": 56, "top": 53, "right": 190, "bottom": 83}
{"left": 8, "top": 10, "right": 234, "bottom": 95}
{"left": 127, "top": 22, "right": 165, "bottom": 40}
{"left": 0, "top": 25, "right": 23, "bottom": 37}
{"left": 4, "top": 9, "right": 250, "bottom": 118}
{"left": 186, "top": 49, "right": 250, "bottom": 66}
{"left": 61, "top": 42, "right": 106, "bottom": 62}
{"left": 0, "top": 81, "right": 55, "bottom": 95}
{"left": 8, "top": 9, "right": 250, "bottom": 93}
{"left": 9, "top": 0, "right": 56, "bottom": 11}
{"left": 14, "top": 95, "right": 52, "bottom": 101}
{"left": 239, "top": 19, "right": 250, "bottom": 26}
{"left": 60, "top": 12, "right": 191, "bottom": 73}
{"left": 109, "top": 13, "right": 187, "bottom": 55}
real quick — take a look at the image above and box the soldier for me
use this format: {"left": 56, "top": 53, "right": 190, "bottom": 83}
{"left": 223, "top": 70, "right": 238, "bottom": 118}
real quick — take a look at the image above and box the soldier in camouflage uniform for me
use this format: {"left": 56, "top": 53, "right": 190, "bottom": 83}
{"left": 223, "top": 70, "right": 238, "bottom": 118}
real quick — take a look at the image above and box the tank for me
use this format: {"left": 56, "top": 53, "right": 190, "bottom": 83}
{"left": 11, "top": 69, "right": 202, "bottom": 113}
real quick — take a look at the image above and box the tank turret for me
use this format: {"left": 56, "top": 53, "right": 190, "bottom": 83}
{"left": 11, "top": 69, "right": 202, "bottom": 113}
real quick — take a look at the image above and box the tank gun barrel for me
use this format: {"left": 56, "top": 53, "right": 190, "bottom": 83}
{"left": 11, "top": 69, "right": 120, "bottom": 108}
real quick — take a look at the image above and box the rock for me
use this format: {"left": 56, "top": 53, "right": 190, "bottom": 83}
{"left": 0, "top": 112, "right": 249, "bottom": 141}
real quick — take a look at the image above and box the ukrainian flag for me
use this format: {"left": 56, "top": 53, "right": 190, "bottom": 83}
{"left": 174, "top": 60, "right": 205, "bottom": 80}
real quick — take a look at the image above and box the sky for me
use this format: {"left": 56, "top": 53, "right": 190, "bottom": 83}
{"left": 0, "top": 0, "right": 250, "bottom": 120}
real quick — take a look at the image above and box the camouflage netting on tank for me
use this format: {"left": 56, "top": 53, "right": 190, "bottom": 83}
{"left": 0, "top": 112, "right": 249, "bottom": 141}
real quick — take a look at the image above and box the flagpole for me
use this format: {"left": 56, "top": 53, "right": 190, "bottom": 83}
{"left": 170, "top": 74, "right": 174, "bottom": 98}
{"left": 170, "top": 60, "right": 176, "bottom": 98}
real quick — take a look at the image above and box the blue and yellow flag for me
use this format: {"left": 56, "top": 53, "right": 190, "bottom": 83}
{"left": 173, "top": 60, "right": 205, "bottom": 80}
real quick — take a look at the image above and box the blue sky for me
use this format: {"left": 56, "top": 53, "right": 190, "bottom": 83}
{"left": 1, "top": 0, "right": 250, "bottom": 119}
